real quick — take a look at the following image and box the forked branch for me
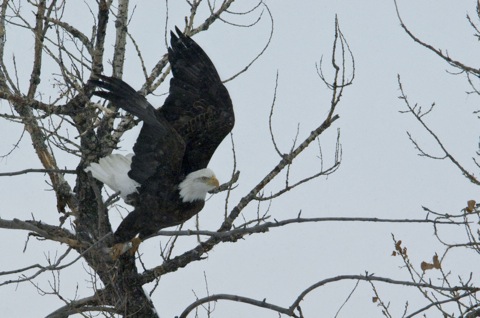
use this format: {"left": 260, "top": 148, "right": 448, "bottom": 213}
{"left": 397, "top": 75, "right": 480, "bottom": 185}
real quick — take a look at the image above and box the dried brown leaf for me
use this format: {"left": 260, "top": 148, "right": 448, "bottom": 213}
{"left": 466, "top": 200, "right": 476, "bottom": 213}
{"left": 433, "top": 254, "right": 441, "bottom": 269}
{"left": 421, "top": 261, "right": 434, "bottom": 272}
{"left": 395, "top": 240, "right": 402, "bottom": 253}
{"left": 421, "top": 254, "right": 441, "bottom": 272}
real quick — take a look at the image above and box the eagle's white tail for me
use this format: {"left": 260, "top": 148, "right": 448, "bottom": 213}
{"left": 85, "top": 154, "right": 140, "bottom": 200}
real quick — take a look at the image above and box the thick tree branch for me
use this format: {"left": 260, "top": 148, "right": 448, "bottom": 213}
{"left": 112, "top": 0, "right": 129, "bottom": 78}
{"left": 0, "top": 218, "right": 86, "bottom": 248}
{"left": 150, "top": 216, "right": 462, "bottom": 239}
{"left": 178, "top": 273, "right": 479, "bottom": 318}
{"left": 289, "top": 274, "right": 479, "bottom": 314}
{"left": 179, "top": 294, "right": 293, "bottom": 318}
{"left": 92, "top": 0, "right": 110, "bottom": 76}
{"left": 0, "top": 168, "right": 76, "bottom": 177}
{"left": 45, "top": 293, "right": 115, "bottom": 318}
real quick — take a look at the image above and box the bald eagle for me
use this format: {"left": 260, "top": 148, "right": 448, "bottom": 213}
{"left": 86, "top": 27, "right": 234, "bottom": 257}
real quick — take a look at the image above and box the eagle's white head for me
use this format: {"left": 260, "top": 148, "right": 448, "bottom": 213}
{"left": 179, "top": 168, "right": 220, "bottom": 202}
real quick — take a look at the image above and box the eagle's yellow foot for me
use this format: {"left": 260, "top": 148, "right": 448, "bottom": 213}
{"left": 129, "top": 237, "right": 142, "bottom": 256}
{"left": 110, "top": 243, "right": 127, "bottom": 260}
{"left": 110, "top": 237, "right": 142, "bottom": 259}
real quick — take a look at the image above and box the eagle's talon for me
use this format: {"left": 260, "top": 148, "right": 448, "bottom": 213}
{"left": 109, "top": 237, "right": 142, "bottom": 259}
{"left": 110, "top": 243, "right": 127, "bottom": 260}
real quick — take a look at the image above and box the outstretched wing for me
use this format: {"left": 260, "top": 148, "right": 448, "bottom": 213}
{"left": 160, "top": 27, "right": 235, "bottom": 173}
{"left": 90, "top": 75, "right": 185, "bottom": 185}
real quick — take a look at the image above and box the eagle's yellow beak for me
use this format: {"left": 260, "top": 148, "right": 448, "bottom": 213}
{"left": 208, "top": 176, "right": 220, "bottom": 188}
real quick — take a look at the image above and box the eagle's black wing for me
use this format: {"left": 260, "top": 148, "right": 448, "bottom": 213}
{"left": 90, "top": 75, "right": 185, "bottom": 185}
{"left": 160, "top": 27, "right": 235, "bottom": 173}
{"left": 90, "top": 75, "right": 187, "bottom": 244}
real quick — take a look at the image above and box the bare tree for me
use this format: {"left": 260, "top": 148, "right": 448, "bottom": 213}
{"left": 0, "top": 1, "right": 345, "bottom": 316}
{"left": 1, "top": 0, "right": 479, "bottom": 317}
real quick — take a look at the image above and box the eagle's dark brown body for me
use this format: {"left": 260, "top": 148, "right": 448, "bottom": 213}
{"left": 90, "top": 28, "right": 234, "bottom": 245}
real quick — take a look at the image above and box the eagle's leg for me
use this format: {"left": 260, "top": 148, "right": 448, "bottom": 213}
{"left": 110, "top": 243, "right": 130, "bottom": 260}
{"left": 109, "top": 237, "right": 142, "bottom": 259}
{"left": 129, "top": 237, "right": 142, "bottom": 255}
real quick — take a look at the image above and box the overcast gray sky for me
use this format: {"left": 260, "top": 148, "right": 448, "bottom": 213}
{"left": 1, "top": 0, "right": 479, "bottom": 317}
